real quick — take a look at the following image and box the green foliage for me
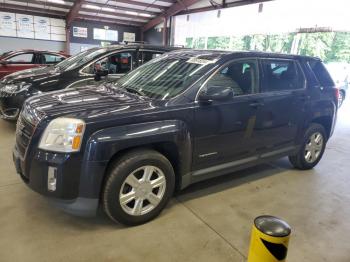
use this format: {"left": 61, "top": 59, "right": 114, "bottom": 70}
{"left": 185, "top": 31, "right": 350, "bottom": 62}
{"left": 207, "top": 36, "right": 230, "bottom": 50}
{"left": 185, "top": 37, "right": 193, "bottom": 48}
{"left": 193, "top": 37, "right": 206, "bottom": 49}
{"left": 297, "top": 32, "right": 335, "bottom": 60}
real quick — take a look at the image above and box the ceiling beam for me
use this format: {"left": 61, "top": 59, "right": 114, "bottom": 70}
{"left": 6, "top": 0, "right": 73, "bottom": 10}
{"left": 156, "top": 0, "right": 177, "bottom": 3}
{"left": 0, "top": 3, "right": 66, "bottom": 19}
{"left": 66, "top": 0, "right": 86, "bottom": 28}
{"left": 77, "top": 14, "right": 143, "bottom": 27}
{"left": 177, "top": 0, "right": 273, "bottom": 15}
{"left": 142, "top": 0, "right": 201, "bottom": 32}
{"left": 80, "top": 8, "right": 149, "bottom": 23}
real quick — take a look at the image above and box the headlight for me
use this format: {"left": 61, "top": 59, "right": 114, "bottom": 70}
{"left": 39, "top": 118, "right": 86, "bottom": 153}
{"left": 2, "top": 82, "right": 31, "bottom": 93}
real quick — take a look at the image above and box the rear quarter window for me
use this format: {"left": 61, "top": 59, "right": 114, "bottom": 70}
{"left": 308, "top": 60, "right": 334, "bottom": 87}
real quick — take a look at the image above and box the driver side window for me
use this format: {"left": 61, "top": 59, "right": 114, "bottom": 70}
{"left": 82, "top": 52, "right": 134, "bottom": 75}
{"left": 205, "top": 60, "right": 258, "bottom": 96}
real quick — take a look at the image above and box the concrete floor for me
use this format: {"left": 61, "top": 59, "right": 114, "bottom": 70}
{"left": 1, "top": 100, "right": 349, "bottom": 262}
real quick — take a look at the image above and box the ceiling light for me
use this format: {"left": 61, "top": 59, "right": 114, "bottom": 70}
{"left": 139, "top": 13, "right": 152, "bottom": 17}
{"left": 102, "top": 7, "right": 115, "bottom": 12}
{"left": 47, "top": 0, "right": 66, "bottom": 4}
{"left": 126, "top": 11, "right": 138, "bottom": 16}
{"left": 84, "top": 4, "right": 100, "bottom": 10}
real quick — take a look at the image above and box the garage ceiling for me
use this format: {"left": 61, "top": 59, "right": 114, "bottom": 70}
{"left": 0, "top": 0, "right": 271, "bottom": 30}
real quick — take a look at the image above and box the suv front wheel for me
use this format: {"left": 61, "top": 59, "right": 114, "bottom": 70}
{"left": 289, "top": 123, "right": 327, "bottom": 170}
{"left": 103, "top": 149, "right": 175, "bottom": 226}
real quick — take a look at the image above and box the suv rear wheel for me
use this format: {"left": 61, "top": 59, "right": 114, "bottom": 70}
{"left": 289, "top": 123, "right": 327, "bottom": 170}
{"left": 103, "top": 149, "right": 175, "bottom": 226}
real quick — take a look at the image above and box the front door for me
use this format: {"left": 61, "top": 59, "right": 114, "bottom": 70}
{"left": 193, "top": 59, "right": 261, "bottom": 171}
{"left": 0, "top": 52, "right": 36, "bottom": 78}
{"left": 72, "top": 51, "right": 137, "bottom": 89}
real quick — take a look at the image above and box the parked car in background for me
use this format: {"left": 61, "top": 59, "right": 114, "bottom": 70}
{"left": 325, "top": 62, "right": 349, "bottom": 107}
{"left": 0, "top": 50, "right": 68, "bottom": 79}
{"left": 13, "top": 50, "right": 338, "bottom": 225}
{"left": 0, "top": 44, "right": 178, "bottom": 120}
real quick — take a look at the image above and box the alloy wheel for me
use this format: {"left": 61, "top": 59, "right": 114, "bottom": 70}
{"left": 304, "top": 132, "right": 324, "bottom": 163}
{"left": 119, "top": 165, "right": 166, "bottom": 216}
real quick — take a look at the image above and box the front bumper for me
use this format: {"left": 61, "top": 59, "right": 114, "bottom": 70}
{"left": 12, "top": 145, "right": 104, "bottom": 217}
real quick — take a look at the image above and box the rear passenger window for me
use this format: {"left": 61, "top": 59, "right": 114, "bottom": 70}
{"left": 308, "top": 60, "right": 334, "bottom": 87}
{"left": 261, "top": 60, "right": 304, "bottom": 92}
{"left": 43, "top": 54, "right": 65, "bottom": 64}
{"left": 205, "top": 60, "right": 258, "bottom": 96}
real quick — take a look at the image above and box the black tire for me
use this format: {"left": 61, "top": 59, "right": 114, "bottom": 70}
{"left": 289, "top": 123, "right": 327, "bottom": 170}
{"left": 103, "top": 149, "right": 175, "bottom": 226}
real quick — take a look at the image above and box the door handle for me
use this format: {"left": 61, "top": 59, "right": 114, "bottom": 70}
{"left": 249, "top": 101, "right": 264, "bottom": 107}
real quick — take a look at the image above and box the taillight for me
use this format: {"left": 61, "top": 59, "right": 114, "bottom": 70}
{"left": 334, "top": 88, "right": 340, "bottom": 100}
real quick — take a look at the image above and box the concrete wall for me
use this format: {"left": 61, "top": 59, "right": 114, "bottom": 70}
{"left": 0, "top": 36, "right": 65, "bottom": 54}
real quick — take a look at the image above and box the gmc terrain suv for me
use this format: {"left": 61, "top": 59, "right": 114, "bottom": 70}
{"left": 0, "top": 44, "right": 177, "bottom": 120}
{"left": 13, "top": 50, "right": 338, "bottom": 225}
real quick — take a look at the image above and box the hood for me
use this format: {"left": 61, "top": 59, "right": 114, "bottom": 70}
{"left": 26, "top": 84, "right": 156, "bottom": 122}
{"left": 2, "top": 66, "right": 60, "bottom": 84}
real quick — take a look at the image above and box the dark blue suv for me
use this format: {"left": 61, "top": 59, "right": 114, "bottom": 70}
{"left": 13, "top": 50, "right": 338, "bottom": 225}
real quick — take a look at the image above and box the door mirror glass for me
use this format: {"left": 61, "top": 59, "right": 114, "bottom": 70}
{"left": 198, "top": 85, "right": 233, "bottom": 102}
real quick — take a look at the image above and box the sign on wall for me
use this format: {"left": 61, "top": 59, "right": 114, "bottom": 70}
{"left": 93, "top": 28, "right": 118, "bottom": 41}
{"left": 0, "top": 12, "right": 16, "bottom": 37}
{"left": 73, "top": 27, "right": 88, "bottom": 38}
{"left": 16, "top": 14, "right": 34, "bottom": 38}
{"left": 34, "top": 16, "right": 50, "bottom": 40}
{"left": 123, "top": 32, "right": 135, "bottom": 42}
{"left": 0, "top": 12, "right": 66, "bottom": 41}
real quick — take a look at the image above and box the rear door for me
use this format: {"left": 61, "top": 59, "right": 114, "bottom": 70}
{"left": 40, "top": 53, "right": 66, "bottom": 66}
{"left": 254, "top": 58, "right": 307, "bottom": 154}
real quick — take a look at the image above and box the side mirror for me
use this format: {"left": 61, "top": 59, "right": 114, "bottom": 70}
{"left": 94, "top": 68, "right": 109, "bottom": 81}
{"left": 198, "top": 85, "right": 234, "bottom": 103}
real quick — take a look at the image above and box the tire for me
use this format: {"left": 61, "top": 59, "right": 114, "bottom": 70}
{"left": 289, "top": 123, "right": 327, "bottom": 170}
{"left": 103, "top": 149, "right": 175, "bottom": 226}
{"left": 338, "top": 90, "right": 345, "bottom": 107}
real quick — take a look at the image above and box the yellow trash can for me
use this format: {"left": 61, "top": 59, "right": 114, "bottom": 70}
{"left": 248, "top": 215, "right": 291, "bottom": 262}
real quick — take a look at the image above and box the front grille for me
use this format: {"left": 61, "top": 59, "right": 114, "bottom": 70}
{"left": 15, "top": 115, "right": 35, "bottom": 159}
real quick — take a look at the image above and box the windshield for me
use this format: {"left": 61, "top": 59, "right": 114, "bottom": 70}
{"left": 54, "top": 48, "right": 106, "bottom": 71}
{"left": 115, "top": 53, "right": 219, "bottom": 99}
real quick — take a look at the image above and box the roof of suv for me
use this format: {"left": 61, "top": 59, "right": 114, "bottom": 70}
{"left": 168, "top": 49, "right": 320, "bottom": 62}
{"left": 91, "top": 44, "right": 181, "bottom": 53}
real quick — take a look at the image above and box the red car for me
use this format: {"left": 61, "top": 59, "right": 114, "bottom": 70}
{"left": 0, "top": 50, "right": 69, "bottom": 79}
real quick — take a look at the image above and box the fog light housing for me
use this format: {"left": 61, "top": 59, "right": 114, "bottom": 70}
{"left": 48, "top": 167, "right": 57, "bottom": 192}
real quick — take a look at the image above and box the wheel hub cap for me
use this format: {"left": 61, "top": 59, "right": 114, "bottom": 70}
{"left": 119, "top": 165, "right": 166, "bottom": 216}
{"left": 304, "top": 132, "right": 324, "bottom": 163}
